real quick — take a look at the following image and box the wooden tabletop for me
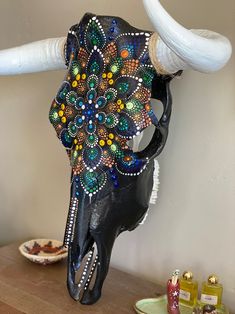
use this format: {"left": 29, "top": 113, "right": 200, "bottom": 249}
{"left": 0, "top": 242, "right": 163, "bottom": 314}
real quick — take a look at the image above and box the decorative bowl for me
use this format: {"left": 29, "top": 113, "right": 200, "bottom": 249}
{"left": 19, "top": 239, "right": 68, "bottom": 265}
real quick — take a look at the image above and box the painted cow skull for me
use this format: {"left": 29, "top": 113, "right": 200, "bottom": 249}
{"left": 0, "top": 0, "right": 231, "bottom": 305}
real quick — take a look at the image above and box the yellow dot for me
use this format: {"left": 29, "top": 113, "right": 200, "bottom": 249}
{"left": 117, "top": 99, "right": 122, "bottom": 105}
{"left": 117, "top": 109, "right": 121, "bottom": 113}
{"left": 78, "top": 145, "right": 83, "bottom": 150}
{"left": 99, "top": 140, "right": 105, "bottom": 147}
{"left": 109, "top": 79, "right": 114, "bottom": 85}
{"left": 102, "top": 73, "right": 107, "bottom": 79}
{"left": 76, "top": 74, "right": 81, "bottom": 81}
{"left": 107, "top": 140, "right": 113, "bottom": 146}
{"left": 75, "top": 145, "right": 79, "bottom": 151}
{"left": 61, "top": 104, "right": 65, "bottom": 110}
{"left": 58, "top": 110, "right": 64, "bottom": 117}
{"left": 61, "top": 117, "right": 67, "bottom": 123}
{"left": 109, "top": 133, "right": 114, "bottom": 140}
{"left": 72, "top": 80, "right": 78, "bottom": 87}
{"left": 107, "top": 72, "right": 113, "bottom": 79}
{"left": 120, "top": 104, "right": 125, "bottom": 110}
{"left": 74, "top": 139, "right": 78, "bottom": 144}
{"left": 82, "top": 74, "right": 87, "bottom": 80}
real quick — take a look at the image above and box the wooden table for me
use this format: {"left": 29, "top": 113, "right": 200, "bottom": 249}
{"left": 0, "top": 242, "right": 163, "bottom": 314}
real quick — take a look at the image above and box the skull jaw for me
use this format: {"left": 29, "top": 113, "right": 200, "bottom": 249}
{"left": 66, "top": 161, "right": 156, "bottom": 305}
{"left": 80, "top": 288, "right": 102, "bottom": 305}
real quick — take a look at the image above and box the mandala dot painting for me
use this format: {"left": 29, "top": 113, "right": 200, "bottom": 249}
{"left": 49, "top": 13, "right": 160, "bottom": 246}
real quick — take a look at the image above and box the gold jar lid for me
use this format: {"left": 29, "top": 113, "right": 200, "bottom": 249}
{"left": 208, "top": 274, "right": 219, "bottom": 285}
{"left": 183, "top": 271, "right": 193, "bottom": 280}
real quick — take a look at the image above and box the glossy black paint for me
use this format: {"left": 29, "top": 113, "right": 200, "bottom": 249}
{"left": 67, "top": 74, "right": 176, "bottom": 305}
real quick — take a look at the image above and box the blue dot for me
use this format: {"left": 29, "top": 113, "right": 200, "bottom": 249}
{"left": 114, "top": 181, "right": 119, "bottom": 188}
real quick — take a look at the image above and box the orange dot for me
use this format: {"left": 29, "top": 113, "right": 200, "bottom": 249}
{"left": 124, "top": 156, "right": 132, "bottom": 162}
{"left": 145, "top": 104, "right": 151, "bottom": 112}
{"left": 121, "top": 49, "right": 129, "bottom": 59}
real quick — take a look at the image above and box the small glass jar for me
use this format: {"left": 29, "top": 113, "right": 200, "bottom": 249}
{"left": 200, "top": 275, "right": 223, "bottom": 308}
{"left": 179, "top": 271, "right": 198, "bottom": 306}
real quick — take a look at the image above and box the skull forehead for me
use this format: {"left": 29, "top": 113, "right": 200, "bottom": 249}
{"left": 49, "top": 12, "right": 162, "bottom": 199}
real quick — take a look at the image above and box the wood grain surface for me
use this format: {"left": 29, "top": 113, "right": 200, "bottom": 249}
{"left": 0, "top": 242, "right": 163, "bottom": 314}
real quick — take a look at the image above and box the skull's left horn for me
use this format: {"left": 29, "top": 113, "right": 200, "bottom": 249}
{"left": 143, "top": 0, "right": 232, "bottom": 74}
{"left": 0, "top": 37, "right": 66, "bottom": 75}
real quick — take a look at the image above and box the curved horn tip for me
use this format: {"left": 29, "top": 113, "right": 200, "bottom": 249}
{"left": 143, "top": 0, "right": 233, "bottom": 73}
{"left": 190, "top": 30, "right": 233, "bottom": 73}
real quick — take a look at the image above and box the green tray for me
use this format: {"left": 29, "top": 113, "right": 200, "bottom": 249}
{"left": 134, "top": 295, "right": 229, "bottom": 314}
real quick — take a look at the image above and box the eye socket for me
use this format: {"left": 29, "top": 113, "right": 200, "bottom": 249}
{"left": 128, "top": 98, "right": 164, "bottom": 152}
{"left": 151, "top": 98, "right": 164, "bottom": 121}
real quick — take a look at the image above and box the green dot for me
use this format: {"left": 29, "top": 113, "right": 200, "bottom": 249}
{"left": 111, "top": 65, "right": 118, "bottom": 73}
{"left": 73, "top": 67, "right": 79, "bottom": 76}
{"left": 111, "top": 144, "right": 117, "bottom": 152}
{"left": 126, "top": 102, "right": 134, "bottom": 110}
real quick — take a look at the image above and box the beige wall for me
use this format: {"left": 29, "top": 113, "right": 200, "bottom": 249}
{"left": 0, "top": 0, "right": 234, "bottom": 310}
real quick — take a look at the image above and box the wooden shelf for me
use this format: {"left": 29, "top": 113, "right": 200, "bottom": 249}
{"left": 0, "top": 242, "right": 163, "bottom": 314}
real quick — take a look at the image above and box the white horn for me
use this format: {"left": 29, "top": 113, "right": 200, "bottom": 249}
{"left": 143, "top": 0, "right": 232, "bottom": 74}
{"left": 0, "top": 37, "right": 66, "bottom": 75}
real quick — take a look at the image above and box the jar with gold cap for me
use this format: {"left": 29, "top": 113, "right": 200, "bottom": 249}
{"left": 200, "top": 274, "right": 223, "bottom": 308}
{"left": 179, "top": 271, "right": 198, "bottom": 306}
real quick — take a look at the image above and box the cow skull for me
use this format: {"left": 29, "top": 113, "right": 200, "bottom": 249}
{"left": 0, "top": 0, "right": 231, "bottom": 306}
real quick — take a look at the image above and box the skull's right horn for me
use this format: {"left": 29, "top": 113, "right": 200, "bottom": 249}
{"left": 143, "top": 0, "right": 232, "bottom": 74}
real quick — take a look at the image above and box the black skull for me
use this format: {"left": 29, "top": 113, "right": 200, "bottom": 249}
{"left": 50, "top": 13, "right": 177, "bottom": 304}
